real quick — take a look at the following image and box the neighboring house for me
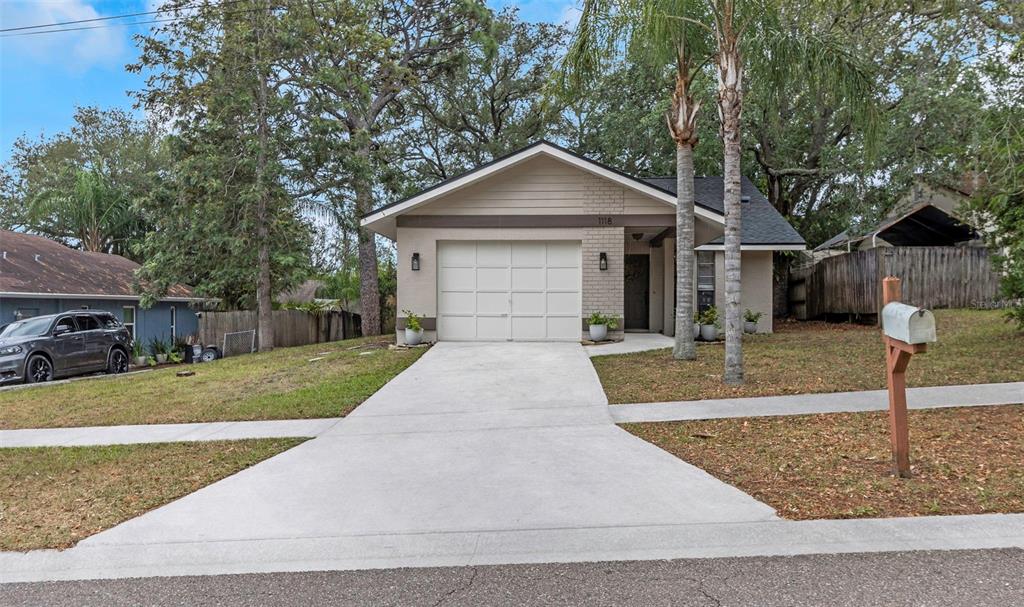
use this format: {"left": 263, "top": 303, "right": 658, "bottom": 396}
{"left": 360, "top": 141, "right": 805, "bottom": 343}
{"left": 0, "top": 230, "right": 200, "bottom": 345}
{"left": 815, "top": 180, "right": 982, "bottom": 254}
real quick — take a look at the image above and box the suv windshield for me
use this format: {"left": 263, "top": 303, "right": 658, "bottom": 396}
{"left": 0, "top": 316, "right": 52, "bottom": 338}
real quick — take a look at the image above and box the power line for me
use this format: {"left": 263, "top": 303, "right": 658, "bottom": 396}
{"left": 0, "top": 0, "right": 248, "bottom": 33}
{"left": 0, "top": 1, "right": 342, "bottom": 38}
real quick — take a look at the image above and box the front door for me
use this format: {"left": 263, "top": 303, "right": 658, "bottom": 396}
{"left": 624, "top": 254, "right": 650, "bottom": 331}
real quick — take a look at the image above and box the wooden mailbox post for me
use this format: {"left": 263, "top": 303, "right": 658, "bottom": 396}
{"left": 880, "top": 276, "right": 937, "bottom": 478}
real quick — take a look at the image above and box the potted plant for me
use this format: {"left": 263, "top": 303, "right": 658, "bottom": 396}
{"left": 132, "top": 341, "right": 147, "bottom": 367}
{"left": 743, "top": 309, "right": 763, "bottom": 334}
{"left": 693, "top": 311, "right": 700, "bottom": 339}
{"left": 149, "top": 337, "right": 170, "bottom": 364}
{"left": 402, "top": 310, "right": 424, "bottom": 346}
{"left": 587, "top": 312, "right": 618, "bottom": 342}
{"left": 698, "top": 306, "right": 720, "bottom": 342}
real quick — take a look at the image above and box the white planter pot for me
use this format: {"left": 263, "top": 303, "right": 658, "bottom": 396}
{"left": 404, "top": 328, "right": 424, "bottom": 346}
{"left": 134, "top": 356, "right": 147, "bottom": 367}
{"left": 744, "top": 321, "right": 758, "bottom": 334}
{"left": 155, "top": 354, "right": 168, "bottom": 364}
{"left": 699, "top": 324, "right": 718, "bottom": 341}
{"left": 589, "top": 324, "right": 608, "bottom": 342}
{"left": 693, "top": 323, "right": 700, "bottom": 339}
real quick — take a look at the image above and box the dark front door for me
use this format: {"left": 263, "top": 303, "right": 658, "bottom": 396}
{"left": 624, "top": 254, "right": 650, "bottom": 331}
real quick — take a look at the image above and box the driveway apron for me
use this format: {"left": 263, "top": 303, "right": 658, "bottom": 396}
{"left": 77, "top": 342, "right": 776, "bottom": 552}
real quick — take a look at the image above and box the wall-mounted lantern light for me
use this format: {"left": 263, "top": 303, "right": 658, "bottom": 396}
{"left": 411, "top": 252, "right": 421, "bottom": 271}
{"left": 599, "top": 252, "right": 608, "bottom": 271}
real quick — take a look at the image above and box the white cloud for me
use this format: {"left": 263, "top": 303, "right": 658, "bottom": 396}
{"left": 0, "top": 0, "right": 128, "bottom": 72}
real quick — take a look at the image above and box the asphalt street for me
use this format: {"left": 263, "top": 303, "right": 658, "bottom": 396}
{"left": 3, "top": 548, "right": 1021, "bottom": 606}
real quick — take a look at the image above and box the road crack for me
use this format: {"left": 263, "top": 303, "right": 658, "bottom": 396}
{"left": 432, "top": 567, "right": 478, "bottom": 607}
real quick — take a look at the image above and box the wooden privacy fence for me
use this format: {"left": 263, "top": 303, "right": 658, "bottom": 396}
{"left": 197, "top": 309, "right": 360, "bottom": 351}
{"left": 790, "top": 246, "right": 1003, "bottom": 319}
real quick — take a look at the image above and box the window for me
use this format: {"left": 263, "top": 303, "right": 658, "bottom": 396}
{"left": 75, "top": 314, "right": 100, "bottom": 331}
{"left": 122, "top": 306, "right": 136, "bottom": 339}
{"left": 13, "top": 308, "right": 39, "bottom": 322}
{"left": 53, "top": 317, "right": 76, "bottom": 335}
{"left": 696, "top": 251, "right": 716, "bottom": 313}
{"left": 99, "top": 313, "right": 121, "bottom": 329}
{"left": 169, "top": 306, "right": 176, "bottom": 339}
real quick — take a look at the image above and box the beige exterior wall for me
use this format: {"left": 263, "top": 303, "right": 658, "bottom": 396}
{"left": 414, "top": 156, "right": 674, "bottom": 216}
{"left": 390, "top": 153, "right": 778, "bottom": 342}
{"left": 712, "top": 250, "right": 774, "bottom": 333}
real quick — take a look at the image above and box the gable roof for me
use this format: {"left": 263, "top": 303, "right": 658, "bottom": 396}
{"left": 361, "top": 141, "right": 725, "bottom": 229}
{"left": 644, "top": 176, "right": 805, "bottom": 247}
{"left": 361, "top": 140, "right": 804, "bottom": 248}
{"left": 0, "top": 230, "right": 196, "bottom": 301}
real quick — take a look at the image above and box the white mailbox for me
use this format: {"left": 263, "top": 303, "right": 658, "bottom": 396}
{"left": 882, "top": 302, "right": 937, "bottom": 345}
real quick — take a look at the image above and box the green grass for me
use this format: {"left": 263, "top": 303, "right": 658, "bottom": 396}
{"left": 0, "top": 439, "right": 304, "bottom": 551}
{"left": 0, "top": 336, "right": 426, "bottom": 429}
{"left": 593, "top": 309, "right": 1024, "bottom": 404}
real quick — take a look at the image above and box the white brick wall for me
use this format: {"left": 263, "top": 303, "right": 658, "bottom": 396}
{"left": 582, "top": 176, "right": 625, "bottom": 336}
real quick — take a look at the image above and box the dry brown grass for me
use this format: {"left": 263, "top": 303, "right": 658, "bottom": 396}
{"left": 0, "top": 439, "right": 303, "bottom": 551}
{"left": 593, "top": 309, "right": 1024, "bottom": 404}
{"left": 624, "top": 405, "right": 1024, "bottom": 519}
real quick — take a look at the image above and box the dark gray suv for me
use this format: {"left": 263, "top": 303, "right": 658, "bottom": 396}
{"left": 0, "top": 311, "right": 133, "bottom": 384}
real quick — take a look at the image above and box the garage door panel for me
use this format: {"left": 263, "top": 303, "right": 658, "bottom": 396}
{"left": 439, "top": 242, "right": 476, "bottom": 267}
{"left": 477, "top": 291, "right": 509, "bottom": 315}
{"left": 546, "top": 267, "right": 579, "bottom": 290}
{"left": 547, "top": 316, "right": 580, "bottom": 340}
{"left": 511, "top": 316, "right": 546, "bottom": 339}
{"left": 440, "top": 316, "right": 476, "bottom": 340}
{"left": 439, "top": 291, "right": 475, "bottom": 315}
{"left": 437, "top": 240, "right": 581, "bottom": 342}
{"left": 511, "top": 242, "right": 546, "bottom": 266}
{"left": 511, "top": 267, "right": 545, "bottom": 291}
{"left": 476, "top": 242, "right": 511, "bottom": 266}
{"left": 546, "top": 292, "right": 579, "bottom": 316}
{"left": 439, "top": 266, "right": 475, "bottom": 291}
{"left": 476, "top": 317, "right": 509, "bottom": 339}
{"left": 512, "top": 291, "right": 545, "bottom": 315}
{"left": 476, "top": 267, "right": 510, "bottom": 291}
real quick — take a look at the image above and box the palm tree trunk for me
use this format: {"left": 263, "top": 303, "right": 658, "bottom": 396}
{"left": 717, "top": 0, "right": 744, "bottom": 384}
{"left": 667, "top": 44, "right": 700, "bottom": 360}
{"left": 673, "top": 142, "right": 697, "bottom": 359}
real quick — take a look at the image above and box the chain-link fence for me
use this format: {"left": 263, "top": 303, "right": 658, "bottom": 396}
{"left": 222, "top": 329, "right": 256, "bottom": 357}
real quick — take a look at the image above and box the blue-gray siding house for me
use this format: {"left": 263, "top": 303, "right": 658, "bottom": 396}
{"left": 0, "top": 230, "right": 200, "bottom": 345}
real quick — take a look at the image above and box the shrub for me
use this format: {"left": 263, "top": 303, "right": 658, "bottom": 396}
{"left": 587, "top": 312, "right": 619, "bottom": 330}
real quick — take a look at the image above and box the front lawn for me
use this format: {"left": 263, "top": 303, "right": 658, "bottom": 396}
{"left": 0, "top": 336, "right": 425, "bottom": 430}
{"left": 0, "top": 439, "right": 303, "bottom": 551}
{"left": 624, "top": 404, "right": 1024, "bottom": 520}
{"left": 593, "top": 309, "right": 1024, "bottom": 404}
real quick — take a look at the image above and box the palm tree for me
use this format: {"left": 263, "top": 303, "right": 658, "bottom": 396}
{"left": 563, "top": 0, "right": 713, "bottom": 361}
{"left": 708, "top": 0, "right": 877, "bottom": 384}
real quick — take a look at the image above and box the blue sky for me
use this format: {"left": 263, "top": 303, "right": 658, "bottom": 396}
{"left": 0, "top": 1, "right": 578, "bottom": 160}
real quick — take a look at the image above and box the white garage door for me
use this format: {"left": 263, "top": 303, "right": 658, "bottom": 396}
{"left": 437, "top": 241, "right": 581, "bottom": 341}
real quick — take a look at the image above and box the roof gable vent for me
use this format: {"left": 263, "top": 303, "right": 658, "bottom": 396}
{"left": 741, "top": 195, "right": 751, "bottom": 203}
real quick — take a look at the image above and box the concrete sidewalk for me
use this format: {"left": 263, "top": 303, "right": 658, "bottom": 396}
{"left": 611, "top": 381, "right": 1024, "bottom": 424}
{"left": 0, "top": 418, "right": 342, "bottom": 448}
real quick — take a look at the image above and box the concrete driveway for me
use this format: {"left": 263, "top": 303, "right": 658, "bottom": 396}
{"left": 2, "top": 342, "right": 809, "bottom": 583}
{"left": 84, "top": 343, "right": 774, "bottom": 548}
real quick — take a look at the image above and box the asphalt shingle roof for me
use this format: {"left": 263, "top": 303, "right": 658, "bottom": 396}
{"left": 0, "top": 230, "right": 195, "bottom": 299}
{"left": 644, "top": 176, "right": 805, "bottom": 246}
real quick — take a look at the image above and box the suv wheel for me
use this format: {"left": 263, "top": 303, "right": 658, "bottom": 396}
{"left": 108, "top": 348, "right": 129, "bottom": 375}
{"left": 26, "top": 355, "right": 54, "bottom": 383}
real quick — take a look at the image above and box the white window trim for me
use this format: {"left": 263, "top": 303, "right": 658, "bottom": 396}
{"left": 122, "top": 305, "right": 136, "bottom": 337}
{"left": 170, "top": 305, "right": 176, "bottom": 340}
